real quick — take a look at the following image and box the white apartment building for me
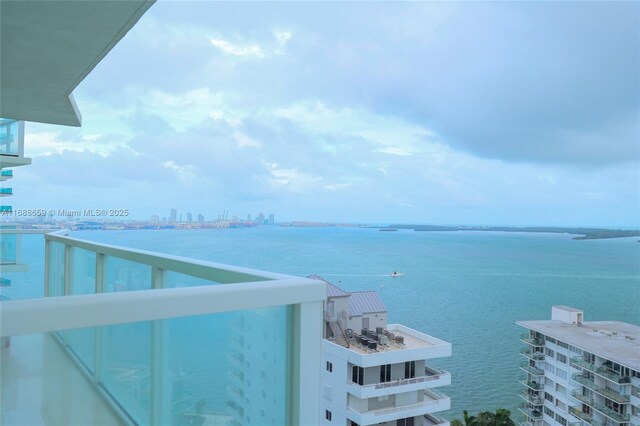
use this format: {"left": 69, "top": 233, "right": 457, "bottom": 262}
{"left": 310, "top": 275, "right": 452, "bottom": 426}
{"left": 517, "top": 306, "right": 640, "bottom": 426}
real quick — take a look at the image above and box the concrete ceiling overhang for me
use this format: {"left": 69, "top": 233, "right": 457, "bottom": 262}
{"left": 0, "top": 0, "right": 155, "bottom": 126}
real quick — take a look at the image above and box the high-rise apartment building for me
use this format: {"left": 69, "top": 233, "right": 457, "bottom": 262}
{"left": 517, "top": 306, "right": 640, "bottom": 426}
{"left": 311, "top": 275, "right": 452, "bottom": 426}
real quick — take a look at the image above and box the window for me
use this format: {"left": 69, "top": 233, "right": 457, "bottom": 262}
{"left": 555, "top": 414, "right": 567, "bottom": 426}
{"left": 555, "top": 383, "right": 566, "bottom": 396}
{"left": 378, "top": 395, "right": 389, "bottom": 401}
{"left": 557, "top": 341, "right": 569, "bottom": 350}
{"left": 545, "top": 377, "right": 554, "bottom": 389}
{"left": 556, "top": 368, "right": 567, "bottom": 380}
{"left": 545, "top": 364, "right": 556, "bottom": 374}
{"left": 545, "top": 392, "right": 554, "bottom": 403}
{"left": 405, "top": 361, "right": 416, "bottom": 379}
{"left": 545, "top": 348, "right": 555, "bottom": 357}
{"left": 325, "top": 410, "right": 332, "bottom": 421}
{"left": 544, "top": 406, "right": 554, "bottom": 417}
{"left": 352, "top": 365, "right": 364, "bottom": 385}
{"left": 380, "top": 364, "right": 391, "bottom": 383}
{"left": 557, "top": 353, "right": 567, "bottom": 364}
{"left": 326, "top": 361, "right": 333, "bottom": 373}
{"left": 398, "top": 418, "right": 415, "bottom": 426}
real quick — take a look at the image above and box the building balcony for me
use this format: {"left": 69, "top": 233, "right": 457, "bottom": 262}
{"left": 424, "top": 413, "right": 450, "bottom": 426}
{"left": 572, "top": 373, "right": 630, "bottom": 404}
{"left": 1, "top": 229, "right": 326, "bottom": 426}
{"left": 520, "top": 348, "right": 545, "bottom": 361}
{"left": 519, "top": 379, "right": 544, "bottom": 391}
{"left": 0, "top": 187, "right": 12, "bottom": 196}
{"left": 347, "top": 389, "right": 450, "bottom": 425}
{"left": 518, "top": 403, "right": 543, "bottom": 420}
{"left": 520, "top": 334, "right": 545, "bottom": 347}
{"left": 570, "top": 357, "right": 631, "bottom": 384}
{"left": 570, "top": 391, "right": 630, "bottom": 423}
{"left": 568, "top": 406, "right": 603, "bottom": 426}
{"left": 0, "top": 170, "right": 13, "bottom": 181}
{"left": 346, "top": 366, "right": 451, "bottom": 399}
{"left": 519, "top": 362, "right": 544, "bottom": 376}
{"left": 519, "top": 390, "right": 543, "bottom": 406}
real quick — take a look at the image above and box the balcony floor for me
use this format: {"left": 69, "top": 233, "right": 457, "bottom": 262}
{"left": 1, "top": 333, "right": 123, "bottom": 426}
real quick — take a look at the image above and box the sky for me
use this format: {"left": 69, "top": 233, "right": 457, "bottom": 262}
{"left": 10, "top": 1, "right": 640, "bottom": 226}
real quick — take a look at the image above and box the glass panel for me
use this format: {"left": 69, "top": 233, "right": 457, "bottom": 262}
{"left": 163, "top": 271, "right": 221, "bottom": 288}
{"left": 48, "top": 241, "right": 65, "bottom": 297}
{"left": 104, "top": 256, "right": 151, "bottom": 292}
{"left": 100, "top": 321, "right": 152, "bottom": 425}
{"left": 0, "top": 119, "right": 20, "bottom": 156}
{"left": 163, "top": 306, "right": 290, "bottom": 425}
{"left": 66, "top": 327, "right": 96, "bottom": 374}
{"left": 71, "top": 247, "right": 96, "bottom": 295}
{"left": 0, "top": 232, "right": 17, "bottom": 263}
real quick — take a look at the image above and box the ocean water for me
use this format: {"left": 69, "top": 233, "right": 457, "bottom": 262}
{"left": 6, "top": 226, "right": 640, "bottom": 419}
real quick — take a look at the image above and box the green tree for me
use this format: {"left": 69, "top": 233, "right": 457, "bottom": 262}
{"left": 453, "top": 408, "right": 516, "bottom": 426}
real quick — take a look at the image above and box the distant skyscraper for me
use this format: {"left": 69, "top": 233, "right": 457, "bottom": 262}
{"left": 151, "top": 215, "right": 159, "bottom": 225}
{"left": 170, "top": 208, "right": 177, "bottom": 224}
{"left": 197, "top": 214, "right": 204, "bottom": 224}
{"left": 187, "top": 212, "right": 192, "bottom": 223}
{"left": 268, "top": 213, "right": 275, "bottom": 225}
{"left": 256, "top": 212, "right": 265, "bottom": 224}
{"left": 247, "top": 214, "right": 252, "bottom": 222}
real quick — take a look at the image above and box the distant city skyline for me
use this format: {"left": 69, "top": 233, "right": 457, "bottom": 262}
{"left": 6, "top": 2, "right": 639, "bottom": 227}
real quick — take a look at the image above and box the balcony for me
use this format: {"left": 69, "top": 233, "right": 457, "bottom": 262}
{"left": 520, "top": 333, "right": 545, "bottom": 347}
{"left": 570, "top": 357, "right": 631, "bottom": 384}
{"left": 518, "top": 403, "right": 543, "bottom": 420}
{"left": 570, "top": 391, "right": 630, "bottom": 423}
{"left": 520, "top": 348, "right": 545, "bottom": 361}
{"left": 424, "top": 413, "right": 450, "bottom": 426}
{"left": 569, "top": 406, "right": 603, "bottom": 426}
{"left": 0, "top": 188, "right": 12, "bottom": 196}
{"left": 1, "top": 230, "right": 325, "bottom": 426}
{"left": 519, "top": 391, "right": 543, "bottom": 405}
{"left": 347, "top": 389, "right": 450, "bottom": 425}
{"left": 0, "top": 119, "right": 30, "bottom": 169}
{"left": 520, "top": 379, "right": 544, "bottom": 391}
{"left": 346, "top": 365, "right": 451, "bottom": 398}
{"left": 519, "top": 362, "right": 544, "bottom": 376}
{"left": 0, "top": 170, "right": 13, "bottom": 181}
{"left": 572, "top": 373, "right": 630, "bottom": 404}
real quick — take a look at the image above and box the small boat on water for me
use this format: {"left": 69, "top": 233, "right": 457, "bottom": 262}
{"left": 390, "top": 271, "right": 404, "bottom": 277}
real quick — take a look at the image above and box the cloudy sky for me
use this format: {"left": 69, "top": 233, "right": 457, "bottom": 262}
{"left": 12, "top": 1, "right": 640, "bottom": 226}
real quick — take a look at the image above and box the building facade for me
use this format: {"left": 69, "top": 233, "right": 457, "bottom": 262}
{"left": 517, "top": 306, "right": 640, "bottom": 426}
{"left": 311, "top": 275, "right": 452, "bottom": 426}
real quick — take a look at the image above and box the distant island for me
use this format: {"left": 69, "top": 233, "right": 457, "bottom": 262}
{"left": 373, "top": 225, "right": 640, "bottom": 240}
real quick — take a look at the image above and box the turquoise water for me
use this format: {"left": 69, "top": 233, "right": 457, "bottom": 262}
{"left": 5, "top": 227, "right": 640, "bottom": 419}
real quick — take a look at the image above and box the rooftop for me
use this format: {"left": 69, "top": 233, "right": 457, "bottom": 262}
{"left": 342, "top": 324, "right": 433, "bottom": 354}
{"left": 348, "top": 291, "right": 387, "bottom": 316}
{"left": 517, "top": 319, "right": 640, "bottom": 371}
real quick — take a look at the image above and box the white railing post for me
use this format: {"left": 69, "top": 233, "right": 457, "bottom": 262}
{"left": 94, "top": 253, "right": 105, "bottom": 383}
{"left": 44, "top": 238, "right": 51, "bottom": 297}
{"left": 150, "top": 267, "right": 171, "bottom": 425}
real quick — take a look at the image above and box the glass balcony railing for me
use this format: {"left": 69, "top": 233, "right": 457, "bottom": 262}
{"left": 520, "top": 379, "right": 544, "bottom": 391}
{"left": 0, "top": 188, "right": 13, "bottom": 195}
{"left": 569, "top": 406, "right": 603, "bottom": 426}
{"left": 570, "top": 357, "right": 632, "bottom": 384}
{"left": 572, "top": 373, "right": 630, "bottom": 404}
{"left": 519, "top": 391, "right": 543, "bottom": 405}
{"left": 571, "top": 391, "right": 630, "bottom": 423}
{"left": 520, "top": 333, "right": 545, "bottom": 347}
{"left": 1, "top": 230, "right": 326, "bottom": 426}
{"left": 520, "top": 348, "right": 545, "bottom": 361}
{"left": 518, "top": 403, "right": 543, "bottom": 420}
{"left": 519, "top": 362, "right": 544, "bottom": 376}
{"left": 0, "top": 119, "right": 23, "bottom": 157}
